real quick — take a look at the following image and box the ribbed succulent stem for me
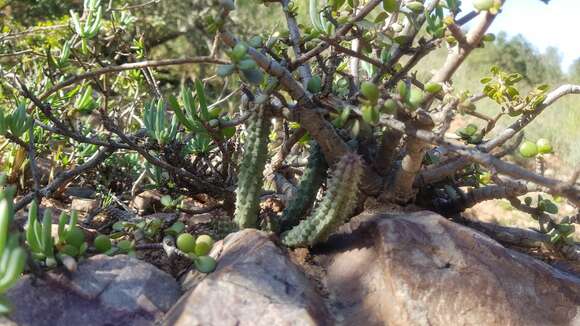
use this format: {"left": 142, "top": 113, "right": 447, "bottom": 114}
{"left": 234, "top": 106, "right": 271, "bottom": 229}
{"left": 281, "top": 153, "right": 363, "bottom": 247}
{"left": 279, "top": 142, "right": 328, "bottom": 232}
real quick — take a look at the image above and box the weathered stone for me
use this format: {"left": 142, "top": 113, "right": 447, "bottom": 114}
{"left": 64, "top": 186, "right": 96, "bottom": 199}
{"left": 321, "top": 211, "right": 580, "bottom": 326}
{"left": 131, "top": 190, "right": 163, "bottom": 214}
{"left": 70, "top": 198, "right": 99, "bottom": 214}
{"left": 6, "top": 255, "right": 182, "bottom": 326}
{"left": 164, "top": 229, "right": 332, "bottom": 326}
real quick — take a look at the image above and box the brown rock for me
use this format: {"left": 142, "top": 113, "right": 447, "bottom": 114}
{"left": 131, "top": 190, "right": 163, "bottom": 214}
{"left": 163, "top": 229, "right": 332, "bottom": 326}
{"left": 6, "top": 255, "right": 182, "bottom": 326}
{"left": 70, "top": 198, "right": 99, "bottom": 213}
{"left": 321, "top": 211, "right": 580, "bottom": 326}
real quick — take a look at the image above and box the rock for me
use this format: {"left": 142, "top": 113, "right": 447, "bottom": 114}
{"left": 70, "top": 198, "right": 99, "bottom": 214}
{"left": 131, "top": 190, "right": 163, "bottom": 214}
{"left": 64, "top": 186, "right": 96, "bottom": 199}
{"left": 320, "top": 211, "right": 580, "bottom": 326}
{"left": 163, "top": 229, "right": 332, "bottom": 326}
{"left": 6, "top": 255, "right": 182, "bottom": 326}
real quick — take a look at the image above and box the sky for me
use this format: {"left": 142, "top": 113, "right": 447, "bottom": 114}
{"left": 462, "top": 0, "right": 580, "bottom": 72}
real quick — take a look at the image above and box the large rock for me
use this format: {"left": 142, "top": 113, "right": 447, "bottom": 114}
{"left": 6, "top": 255, "right": 182, "bottom": 326}
{"left": 165, "top": 211, "right": 580, "bottom": 326}
{"left": 163, "top": 229, "right": 332, "bottom": 326}
{"left": 321, "top": 211, "right": 580, "bottom": 326}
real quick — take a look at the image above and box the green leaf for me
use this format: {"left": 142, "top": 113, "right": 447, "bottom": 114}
{"left": 383, "top": 0, "right": 398, "bottom": 12}
{"left": 361, "top": 105, "right": 379, "bottom": 125}
{"left": 168, "top": 95, "right": 195, "bottom": 131}
{"left": 541, "top": 200, "right": 558, "bottom": 214}
{"left": 238, "top": 59, "right": 257, "bottom": 71}
{"left": 195, "top": 79, "right": 210, "bottom": 121}
{"left": 241, "top": 68, "right": 264, "bottom": 85}
{"left": 307, "top": 75, "right": 323, "bottom": 93}
{"left": 217, "top": 64, "right": 235, "bottom": 77}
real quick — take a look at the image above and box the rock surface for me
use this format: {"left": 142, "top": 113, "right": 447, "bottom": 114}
{"left": 165, "top": 211, "right": 580, "bottom": 326}
{"left": 70, "top": 197, "right": 99, "bottom": 214}
{"left": 319, "top": 211, "right": 580, "bottom": 326}
{"left": 6, "top": 255, "right": 182, "bottom": 326}
{"left": 164, "top": 229, "right": 332, "bottom": 326}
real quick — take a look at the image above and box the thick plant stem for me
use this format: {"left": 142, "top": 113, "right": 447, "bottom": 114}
{"left": 391, "top": 110, "right": 434, "bottom": 203}
{"left": 234, "top": 106, "right": 271, "bottom": 229}
{"left": 280, "top": 142, "right": 328, "bottom": 232}
{"left": 281, "top": 153, "right": 363, "bottom": 248}
{"left": 374, "top": 127, "right": 403, "bottom": 176}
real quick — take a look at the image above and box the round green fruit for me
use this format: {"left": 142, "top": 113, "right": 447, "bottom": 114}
{"left": 117, "top": 239, "right": 133, "bottom": 252}
{"left": 94, "top": 235, "right": 112, "bottom": 253}
{"left": 194, "top": 235, "right": 215, "bottom": 256}
{"left": 536, "top": 138, "right": 552, "bottom": 154}
{"left": 360, "top": 82, "right": 379, "bottom": 104}
{"left": 408, "top": 89, "right": 424, "bottom": 109}
{"left": 382, "top": 0, "right": 398, "bottom": 12}
{"left": 482, "top": 33, "right": 496, "bottom": 42}
{"left": 195, "top": 256, "right": 217, "bottom": 273}
{"left": 424, "top": 82, "right": 442, "bottom": 94}
{"left": 406, "top": 1, "right": 424, "bottom": 13}
{"left": 194, "top": 242, "right": 211, "bottom": 256}
{"left": 519, "top": 141, "right": 538, "bottom": 158}
{"left": 231, "top": 43, "right": 248, "bottom": 62}
{"left": 196, "top": 234, "right": 215, "bottom": 248}
{"left": 65, "top": 227, "right": 85, "bottom": 248}
{"left": 397, "top": 81, "right": 409, "bottom": 100}
{"left": 177, "top": 233, "right": 196, "bottom": 253}
{"left": 382, "top": 99, "right": 398, "bottom": 114}
{"left": 473, "top": 0, "right": 494, "bottom": 11}
{"left": 306, "top": 76, "right": 323, "bottom": 94}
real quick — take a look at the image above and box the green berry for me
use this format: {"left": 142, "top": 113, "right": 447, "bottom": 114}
{"left": 408, "top": 89, "right": 424, "bottom": 109}
{"left": 217, "top": 64, "right": 235, "bottom": 77}
{"left": 194, "top": 235, "right": 214, "bottom": 256}
{"left": 196, "top": 234, "right": 214, "bottom": 248}
{"left": 382, "top": 99, "right": 398, "bottom": 114}
{"left": 65, "top": 227, "right": 85, "bottom": 248}
{"left": 382, "top": 0, "right": 398, "bottom": 12}
{"left": 194, "top": 242, "right": 210, "bottom": 256}
{"left": 361, "top": 105, "right": 379, "bottom": 125}
{"left": 473, "top": 0, "right": 494, "bottom": 11}
{"left": 248, "top": 36, "right": 263, "bottom": 48}
{"left": 177, "top": 233, "right": 196, "bottom": 253}
{"left": 536, "top": 138, "right": 553, "bottom": 154}
{"left": 360, "top": 82, "right": 379, "bottom": 104}
{"left": 195, "top": 256, "right": 217, "bottom": 273}
{"left": 519, "top": 141, "right": 538, "bottom": 158}
{"left": 307, "top": 76, "right": 323, "bottom": 93}
{"left": 397, "top": 81, "right": 409, "bottom": 100}
{"left": 482, "top": 33, "right": 496, "bottom": 42}
{"left": 117, "top": 239, "right": 133, "bottom": 252}
{"left": 94, "top": 235, "right": 112, "bottom": 253}
{"left": 230, "top": 43, "right": 247, "bottom": 62}
{"left": 406, "top": 1, "right": 424, "bottom": 13}
{"left": 424, "top": 82, "right": 442, "bottom": 94}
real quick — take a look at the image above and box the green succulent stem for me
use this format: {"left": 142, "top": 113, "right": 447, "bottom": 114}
{"left": 279, "top": 142, "right": 328, "bottom": 232}
{"left": 234, "top": 106, "right": 271, "bottom": 229}
{"left": 281, "top": 153, "right": 363, "bottom": 248}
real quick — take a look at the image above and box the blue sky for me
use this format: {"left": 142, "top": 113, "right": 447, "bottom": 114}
{"left": 462, "top": 0, "right": 580, "bottom": 72}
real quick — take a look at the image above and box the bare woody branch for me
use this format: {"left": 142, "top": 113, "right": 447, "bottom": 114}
{"left": 380, "top": 118, "right": 580, "bottom": 205}
{"left": 38, "top": 57, "right": 229, "bottom": 100}
{"left": 420, "top": 84, "right": 580, "bottom": 185}
{"left": 15, "top": 148, "right": 114, "bottom": 211}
